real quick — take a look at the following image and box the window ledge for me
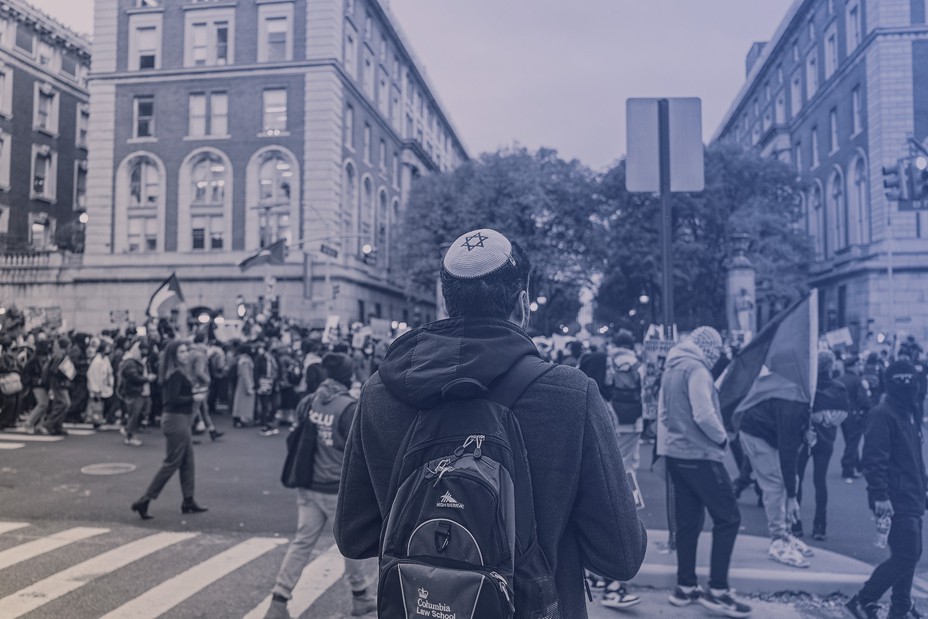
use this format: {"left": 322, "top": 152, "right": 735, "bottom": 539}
{"left": 126, "top": 7, "right": 165, "bottom": 15}
{"left": 183, "top": 134, "right": 231, "bottom": 141}
{"left": 0, "top": 111, "right": 12, "bottom": 121}
{"left": 128, "top": 137, "right": 158, "bottom": 144}
{"left": 258, "top": 130, "right": 290, "bottom": 138}
{"left": 77, "top": 143, "right": 88, "bottom": 150}
{"left": 34, "top": 127, "right": 59, "bottom": 138}
{"left": 850, "top": 129, "right": 863, "bottom": 139}
{"left": 30, "top": 193, "right": 57, "bottom": 204}
{"left": 182, "top": 3, "right": 237, "bottom": 11}
{"left": 256, "top": 0, "right": 293, "bottom": 4}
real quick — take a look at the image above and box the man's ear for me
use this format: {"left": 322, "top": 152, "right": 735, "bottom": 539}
{"left": 512, "top": 290, "right": 530, "bottom": 328}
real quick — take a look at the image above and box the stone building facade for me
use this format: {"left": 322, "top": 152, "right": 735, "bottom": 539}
{"left": 0, "top": 0, "right": 90, "bottom": 253}
{"left": 713, "top": 0, "right": 928, "bottom": 347}
{"left": 1, "top": 0, "right": 466, "bottom": 332}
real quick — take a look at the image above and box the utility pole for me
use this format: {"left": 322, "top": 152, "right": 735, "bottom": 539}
{"left": 658, "top": 99, "right": 674, "bottom": 341}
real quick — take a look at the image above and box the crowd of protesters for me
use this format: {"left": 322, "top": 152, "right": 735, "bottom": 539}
{"left": 0, "top": 317, "right": 396, "bottom": 446}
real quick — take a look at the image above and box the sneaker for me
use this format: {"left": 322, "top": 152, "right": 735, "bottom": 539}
{"left": 699, "top": 588, "right": 752, "bottom": 618}
{"left": 668, "top": 585, "right": 703, "bottom": 607}
{"left": 260, "top": 427, "right": 279, "bottom": 436}
{"left": 768, "top": 538, "right": 810, "bottom": 568}
{"left": 889, "top": 600, "right": 924, "bottom": 619}
{"left": 788, "top": 534, "right": 814, "bottom": 558}
{"left": 812, "top": 529, "right": 826, "bottom": 542}
{"left": 601, "top": 586, "right": 641, "bottom": 609}
{"left": 350, "top": 590, "right": 377, "bottom": 616}
{"left": 846, "top": 594, "right": 881, "bottom": 619}
{"left": 587, "top": 575, "right": 607, "bottom": 591}
{"left": 125, "top": 438, "right": 142, "bottom": 447}
{"left": 263, "top": 598, "right": 290, "bottom": 619}
{"left": 119, "top": 426, "right": 127, "bottom": 436}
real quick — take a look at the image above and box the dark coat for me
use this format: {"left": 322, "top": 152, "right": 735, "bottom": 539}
{"left": 862, "top": 395, "right": 927, "bottom": 516}
{"left": 333, "top": 317, "right": 647, "bottom": 618}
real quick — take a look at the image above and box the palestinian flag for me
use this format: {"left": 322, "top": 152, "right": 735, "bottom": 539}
{"left": 146, "top": 273, "right": 185, "bottom": 318}
{"left": 238, "top": 239, "right": 288, "bottom": 272}
{"left": 718, "top": 290, "right": 818, "bottom": 430}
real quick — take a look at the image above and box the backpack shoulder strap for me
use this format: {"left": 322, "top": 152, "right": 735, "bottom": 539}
{"left": 487, "top": 355, "right": 554, "bottom": 410}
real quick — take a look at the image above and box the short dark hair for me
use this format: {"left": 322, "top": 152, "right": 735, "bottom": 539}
{"left": 193, "top": 332, "right": 206, "bottom": 344}
{"left": 440, "top": 239, "right": 531, "bottom": 319}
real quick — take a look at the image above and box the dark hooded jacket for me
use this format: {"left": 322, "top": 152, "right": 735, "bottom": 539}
{"left": 862, "top": 362, "right": 928, "bottom": 516}
{"left": 333, "top": 317, "right": 647, "bottom": 618}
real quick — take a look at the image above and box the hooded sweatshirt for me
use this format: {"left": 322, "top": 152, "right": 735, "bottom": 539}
{"left": 656, "top": 339, "right": 728, "bottom": 462}
{"left": 333, "top": 317, "right": 647, "bottom": 618}
{"left": 305, "top": 378, "right": 357, "bottom": 494}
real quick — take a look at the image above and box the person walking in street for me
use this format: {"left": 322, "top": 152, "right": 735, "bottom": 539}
{"left": 264, "top": 353, "right": 376, "bottom": 619}
{"left": 131, "top": 340, "right": 208, "bottom": 520}
{"left": 334, "top": 228, "right": 647, "bottom": 618}
{"left": 42, "top": 336, "right": 74, "bottom": 436}
{"left": 657, "top": 326, "right": 751, "bottom": 617}
{"left": 86, "top": 337, "right": 115, "bottom": 429}
{"left": 846, "top": 360, "right": 927, "bottom": 619}
{"left": 190, "top": 332, "right": 222, "bottom": 441}
{"left": 21, "top": 339, "right": 50, "bottom": 434}
{"left": 254, "top": 342, "right": 279, "bottom": 436}
{"left": 840, "top": 355, "right": 872, "bottom": 482}
{"left": 794, "top": 351, "right": 849, "bottom": 541}
{"left": 232, "top": 342, "right": 256, "bottom": 428}
{"left": 118, "top": 338, "right": 154, "bottom": 446}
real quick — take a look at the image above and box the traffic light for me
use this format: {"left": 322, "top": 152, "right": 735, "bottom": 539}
{"left": 883, "top": 162, "right": 909, "bottom": 201}
{"left": 912, "top": 156, "right": 928, "bottom": 201}
{"left": 361, "top": 243, "right": 378, "bottom": 265}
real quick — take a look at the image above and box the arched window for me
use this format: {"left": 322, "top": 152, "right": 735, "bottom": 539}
{"left": 257, "top": 154, "right": 292, "bottom": 247}
{"left": 829, "top": 169, "right": 847, "bottom": 252}
{"left": 377, "top": 189, "right": 388, "bottom": 265}
{"left": 178, "top": 149, "right": 232, "bottom": 252}
{"left": 360, "top": 176, "right": 373, "bottom": 255}
{"left": 343, "top": 162, "right": 356, "bottom": 247}
{"left": 811, "top": 184, "right": 825, "bottom": 259}
{"left": 853, "top": 156, "right": 870, "bottom": 244}
{"left": 115, "top": 153, "right": 165, "bottom": 253}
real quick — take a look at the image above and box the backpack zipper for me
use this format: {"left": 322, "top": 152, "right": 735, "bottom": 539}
{"left": 406, "top": 433, "right": 511, "bottom": 462}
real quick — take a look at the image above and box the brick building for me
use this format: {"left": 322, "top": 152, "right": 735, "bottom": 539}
{"left": 0, "top": 0, "right": 466, "bottom": 332}
{"left": 713, "top": 0, "right": 928, "bottom": 347}
{"left": 0, "top": 0, "right": 90, "bottom": 253}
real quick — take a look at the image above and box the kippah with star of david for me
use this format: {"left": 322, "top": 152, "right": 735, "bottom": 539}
{"left": 443, "top": 228, "right": 516, "bottom": 279}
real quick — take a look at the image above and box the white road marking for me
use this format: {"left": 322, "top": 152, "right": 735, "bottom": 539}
{"left": 0, "top": 443, "right": 24, "bottom": 449}
{"left": 0, "top": 523, "right": 29, "bottom": 535}
{"left": 0, "top": 527, "right": 109, "bottom": 571}
{"left": 101, "top": 537, "right": 287, "bottom": 619}
{"left": 0, "top": 531, "right": 196, "bottom": 618}
{"left": 243, "top": 544, "right": 345, "bottom": 619}
{"left": 0, "top": 434, "right": 63, "bottom": 442}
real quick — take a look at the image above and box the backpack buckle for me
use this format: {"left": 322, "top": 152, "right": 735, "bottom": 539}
{"left": 435, "top": 522, "right": 452, "bottom": 553}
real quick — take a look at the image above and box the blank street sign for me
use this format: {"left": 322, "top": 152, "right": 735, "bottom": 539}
{"left": 626, "top": 97, "right": 705, "bottom": 193}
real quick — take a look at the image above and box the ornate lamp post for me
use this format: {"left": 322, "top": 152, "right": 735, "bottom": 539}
{"left": 727, "top": 232, "right": 756, "bottom": 343}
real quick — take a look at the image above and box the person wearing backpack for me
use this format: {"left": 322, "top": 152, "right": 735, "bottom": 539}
{"left": 610, "top": 330, "right": 644, "bottom": 473}
{"left": 264, "top": 352, "right": 377, "bottom": 619}
{"left": 334, "top": 228, "right": 647, "bottom": 618}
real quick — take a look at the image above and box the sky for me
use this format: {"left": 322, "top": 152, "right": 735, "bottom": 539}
{"left": 30, "top": 0, "right": 795, "bottom": 171}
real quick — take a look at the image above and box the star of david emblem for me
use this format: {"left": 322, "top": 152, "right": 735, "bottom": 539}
{"left": 461, "top": 232, "right": 489, "bottom": 252}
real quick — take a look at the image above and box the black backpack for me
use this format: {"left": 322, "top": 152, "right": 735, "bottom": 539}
{"left": 378, "top": 356, "right": 561, "bottom": 619}
{"left": 610, "top": 357, "right": 643, "bottom": 426}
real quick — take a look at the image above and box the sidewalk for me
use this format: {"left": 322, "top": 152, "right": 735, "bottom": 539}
{"left": 586, "top": 587, "right": 805, "bottom": 618}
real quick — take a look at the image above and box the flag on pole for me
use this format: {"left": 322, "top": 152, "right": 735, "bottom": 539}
{"left": 238, "top": 239, "right": 288, "bottom": 272}
{"left": 718, "top": 290, "right": 818, "bottom": 430}
{"left": 146, "top": 273, "right": 185, "bottom": 318}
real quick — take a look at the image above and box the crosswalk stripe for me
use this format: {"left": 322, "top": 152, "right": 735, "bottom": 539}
{"left": 100, "top": 537, "right": 287, "bottom": 619}
{"left": 243, "top": 544, "right": 345, "bottom": 619}
{"left": 0, "top": 523, "right": 29, "bottom": 535}
{"left": 63, "top": 429, "right": 96, "bottom": 436}
{"left": 0, "top": 531, "right": 196, "bottom": 618}
{"left": 0, "top": 527, "right": 109, "bottom": 571}
{"left": 0, "top": 434, "right": 63, "bottom": 442}
{"left": 0, "top": 443, "right": 24, "bottom": 449}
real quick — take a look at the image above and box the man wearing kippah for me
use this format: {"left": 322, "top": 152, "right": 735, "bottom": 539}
{"left": 334, "top": 228, "right": 647, "bottom": 617}
{"left": 657, "top": 327, "right": 752, "bottom": 617}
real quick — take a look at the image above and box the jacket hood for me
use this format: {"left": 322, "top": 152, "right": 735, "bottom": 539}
{"left": 378, "top": 317, "right": 540, "bottom": 409}
{"left": 612, "top": 348, "right": 639, "bottom": 369}
{"left": 665, "top": 339, "right": 709, "bottom": 370}
{"left": 314, "top": 378, "right": 349, "bottom": 406}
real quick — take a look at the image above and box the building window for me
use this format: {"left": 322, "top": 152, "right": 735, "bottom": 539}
{"left": 378, "top": 70, "right": 388, "bottom": 115}
{"left": 34, "top": 84, "right": 59, "bottom": 134}
{"left": 806, "top": 52, "right": 818, "bottom": 98}
{"left": 364, "top": 12, "right": 372, "bottom": 39}
{"left": 77, "top": 105, "right": 89, "bottom": 148}
{"left": 392, "top": 151, "right": 399, "bottom": 186}
{"left": 829, "top": 108, "right": 839, "bottom": 153}
{"left": 377, "top": 189, "right": 388, "bottom": 262}
{"left": 362, "top": 48, "right": 374, "bottom": 98}
{"left": 808, "top": 17, "right": 815, "bottom": 42}
{"left": 775, "top": 93, "right": 785, "bottom": 124}
{"left": 186, "top": 152, "right": 228, "bottom": 251}
{"left": 391, "top": 87, "right": 401, "bottom": 130}
{"left": 361, "top": 176, "right": 373, "bottom": 254}
{"left": 15, "top": 23, "right": 33, "bottom": 55}
{"left": 363, "top": 123, "right": 371, "bottom": 163}
{"left": 344, "top": 23, "right": 357, "bottom": 78}
{"left": 210, "top": 93, "right": 228, "bottom": 136}
{"left": 61, "top": 54, "right": 77, "bottom": 77}
{"left": 255, "top": 152, "right": 294, "bottom": 247}
{"left": 830, "top": 171, "right": 847, "bottom": 251}
{"left": 811, "top": 127, "right": 820, "bottom": 167}
{"left": 31, "top": 146, "right": 57, "bottom": 201}
{"left": 134, "top": 96, "right": 155, "bottom": 138}
{"left": 795, "top": 142, "right": 802, "bottom": 173}
{"left": 125, "top": 155, "right": 161, "bottom": 253}
{"left": 185, "top": 12, "right": 233, "bottom": 67}
{"left": 811, "top": 185, "right": 825, "bottom": 259}
{"left": 345, "top": 0, "right": 353, "bottom": 14}
{"left": 188, "top": 92, "right": 228, "bottom": 137}
{"left": 344, "top": 104, "right": 354, "bottom": 147}
{"left": 824, "top": 25, "right": 838, "bottom": 80}
{"left": 28, "top": 213, "right": 54, "bottom": 251}
{"left": 790, "top": 72, "right": 802, "bottom": 118}
{"left": 259, "top": 5, "right": 293, "bottom": 63}
{"left": 0, "top": 131, "right": 10, "bottom": 189}
{"left": 75, "top": 162, "right": 87, "bottom": 210}
{"left": 137, "top": 0, "right": 160, "bottom": 6}
{"left": 0, "top": 70, "right": 10, "bottom": 118}
{"left": 792, "top": 41, "right": 799, "bottom": 62}
{"left": 131, "top": 21, "right": 160, "bottom": 70}
{"left": 847, "top": 3, "right": 861, "bottom": 52}
{"left": 262, "top": 89, "right": 287, "bottom": 135}
{"left": 851, "top": 87, "right": 862, "bottom": 134}
{"left": 379, "top": 139, "right": 386, "bottom": 171}
{"left": 853, "top": 157, "right": 870, "bottom": 243}
{"left": 343, "top": 163, "right": 356, "bottom": 244}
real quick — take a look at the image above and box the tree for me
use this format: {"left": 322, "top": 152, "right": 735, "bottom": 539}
{"left": 594, "top": 142, "right": 811, "bottom": 331}
{"left": 399, "top": 147, "right": 601, "bottom": 331}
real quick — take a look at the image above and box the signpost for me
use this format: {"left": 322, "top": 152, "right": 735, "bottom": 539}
{"left": 626, "top": 98, "right": 704, "bottom": 340}
{"left": 320, "top": 244, "right": 339, "bottom": 258}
